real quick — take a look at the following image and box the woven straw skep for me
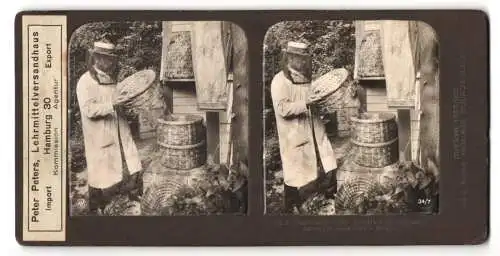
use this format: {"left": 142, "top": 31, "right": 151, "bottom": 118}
{"left": 351, "top": 112, "right": 398, "bottom": 144}
{"left": 115, "top": 69, "right": 157, "bottom": 116}
{"left": 310, "top": 69, "right": 361, "bottom": 137}
{"left": 349, "top": 112, "right": 399, "bottom": 168}
{"left": 142, "top": 183, "right": 179, "bottom": 216}
{"left": 121, "top": 85, "right": 156, "bottom": 116}
{"left": 159, "top": 140, "right": 207, "bottom": 170}
{"left": 310, "top": 68, "right": 350, "bottom": 116}
{"left": 358, "top": 30, "right": 385, "bottom": 78}
{"left": 337, "top": 160, "right": 400, "bottom": 185}
{"left": 164, "top": 31, "right": 194, "bottom": 80}
{"left": 335, "top": 176, "right": 383, "bottom": 214}
{"left": 350, "top": 138, "right": 399, "bottom": 168}
{"left": 157, "top": 115, "right": 205, "bottom": 146}
{"left": 116, "top": 69, "right": 156, "bottom": 101}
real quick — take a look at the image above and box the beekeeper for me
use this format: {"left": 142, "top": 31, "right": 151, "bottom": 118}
{"left": 77, "top": 39, "right": 143, "bottom": 214}
{"left": 271, "top": 42, "right": 338, "bottom": 213}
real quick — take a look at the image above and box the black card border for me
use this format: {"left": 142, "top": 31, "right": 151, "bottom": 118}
{"left": 15, "top": 10, "right": 490, "bottom": 246}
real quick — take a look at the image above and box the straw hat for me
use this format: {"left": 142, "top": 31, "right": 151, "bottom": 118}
{"left": 283, "top": 41, "right": 310, "bottom": 56}
{"left": 282, "top": 41, "right": 312, "bottom": 84}
{"left": 89, "top": 40, "right": 117, "bottom": 57}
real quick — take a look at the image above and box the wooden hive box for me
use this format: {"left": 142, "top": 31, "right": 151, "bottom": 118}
{"left": 355, "top": 20, "right": 426, "bottom": 162}
{"left": 355, "top": 20, "right": 419, "bottom": 108}
{"left": 160, "top": 21, "right": 195, "bottom": 81}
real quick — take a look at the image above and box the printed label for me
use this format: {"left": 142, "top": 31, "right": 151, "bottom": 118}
{"left": 22, "top": 15, "right": 67, "bottom": 241}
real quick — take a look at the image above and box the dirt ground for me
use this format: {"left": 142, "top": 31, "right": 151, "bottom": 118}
{"left": 265, "top": 135, "right": 352, "bottom": 215}
{"left": 70, "top": 131, "right": 250, "bottom": 216}
{"left": 70, "top": 136, "right": 170, "bottom": 216}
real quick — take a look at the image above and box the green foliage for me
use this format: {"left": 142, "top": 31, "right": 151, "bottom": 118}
{"left": 265, "top": 169, "right": 285, "bottom": 215}
{"left": 264, "top": 128, "right": 282, "bottom": 173}
{"left": 69, "top": 171, "right": 88, "bottom": 216}
{"left": 69, "top": 21, "right": 162, "bottom": 172}
{"left": 69, "top": 139, "right": 86, "bottom": 171}
{"left": 263, "top": 20, "right": 355, "bottom": 109}
{"left": 160, "top": 163, "right": 248, "bottom": 216}
{"left": 336, "top": 161, "right": 439, "bottom": 215}
{"left": 300, "top": 193, "right": 336, "bottom": 215}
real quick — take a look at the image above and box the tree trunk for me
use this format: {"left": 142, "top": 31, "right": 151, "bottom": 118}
{"left": 416, "top": 22, "right": 440, "bottom": 174}
{"left": 230, "top": 24, "right": 249, "bottom": 166}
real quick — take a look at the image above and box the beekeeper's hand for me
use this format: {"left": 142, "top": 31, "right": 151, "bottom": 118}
{"left": 306, "top": 92, "right": 322, "bottom": 106}
{"left": 113, "top": 94, "right": 127, "bottom": 107}
{"left": 112, "top": 94, "right": 128, "bottom": 114}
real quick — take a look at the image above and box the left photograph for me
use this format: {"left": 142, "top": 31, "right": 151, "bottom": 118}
{"left": 68, "top": 21, "right": 249, "bottom": 216}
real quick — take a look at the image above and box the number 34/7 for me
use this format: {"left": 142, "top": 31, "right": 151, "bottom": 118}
{"left": 417, "top": 198, "right": 432, "bottom": 205}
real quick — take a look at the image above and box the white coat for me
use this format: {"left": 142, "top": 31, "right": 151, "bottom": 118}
{"left": 271, "top": 71, "right": 337, "bottom": 188}
{"left": 76, "top": 71, "right": 142, "bottom": 189}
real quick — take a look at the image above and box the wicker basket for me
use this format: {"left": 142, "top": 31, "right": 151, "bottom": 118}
{"left": 315, "top": 85, "right": 349, "bottom": 115}
{"left": 311, "top": 68, "right": 349, "bottom": 100}
{"left": 350, "top": 138, "right": 399, "bottom": 168}
{"left": 116, "top": 70, "right": 156, "bottom": 101}
{"left": 337, "top": 160, "right": 400, "bottom": 188}
{"left": 142, "top": 167, "right": 207, "bottom": 216}
{"left": 157, "top": 114, "right": 205, "bottom": 146}
{"left": 313, "top": 90, "right": 360, "bottom": 138}
{"left": 142, "top": 181, "right": 180, "bottom": 216}
{"left": 115, "top": 69, "right": 157, "bottom": 115}
{"left": 122, "top": 84, "right": 156, "bottom": 115}
{"left": 311, "top": 71, "right": 360, "bottom": 138}
{"left": 351, "top": 112, "right": 398, "bottom": 144}
{"left": 335, "top": 176, "right": 383, "bottom": 214}
{"left": 311, "top": 68, "right": 350, "bottom": 115}
{"left": 159, "top": 140, "right": 206, "bottom": 170}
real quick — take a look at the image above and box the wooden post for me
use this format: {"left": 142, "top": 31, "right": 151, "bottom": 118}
{"left": 412, "top": 72, "right": 422, "bottom": 163}
{"left": 206, "top": 112, "right": 220, "bottom": 164}
{"left": 219, "top": 77, "right": 234, "bottom": 165}
{"left": 397, "top": 109, "right": 412, "bottom": 161}
{"left": 230, "top": 23, "right": 249, "bottom": 165}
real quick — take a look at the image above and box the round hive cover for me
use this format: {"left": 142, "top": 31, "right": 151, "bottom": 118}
{"left": 310, "top": 68, "right": 349, "bottom": 101}
{"left": 115, "top": 69, "right": 156, "bottom": 104}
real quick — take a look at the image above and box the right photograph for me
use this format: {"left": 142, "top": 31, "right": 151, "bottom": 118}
{"left": 263, "top": 20, "right": 440, "bottom": 215}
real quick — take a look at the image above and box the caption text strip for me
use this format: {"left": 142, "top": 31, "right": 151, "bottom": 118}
{"left": 22, "top": 15, "right": 67, "bottom": 242}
